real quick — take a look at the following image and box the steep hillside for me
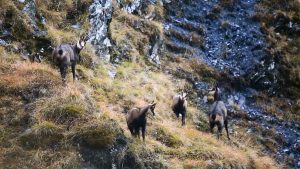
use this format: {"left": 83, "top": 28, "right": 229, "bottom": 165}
{"left": 0, "top": 0, "right": 298, "bottom": 168}
{"left": 0, "top": 50, "right": 279, "bottom": 169}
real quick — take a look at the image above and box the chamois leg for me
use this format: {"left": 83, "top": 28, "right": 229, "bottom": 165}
{"left": 128, "top": 125, "right": 134, "bottom": 136}
{"left": 217, "top": 123, "right": 222, "bottom": 139}
{"left": 181, "top": 112, "right": 186, "bottom": 126}
{"left": 225, "top": 119, "right": 230, "bottom": 140}
{"left": 71, "top": 63, "right": 77, "bottom": 81}
{"left": 36, "top": 54, "right": 42, "bottom": 63}
{"left": 141, "top": 125, "right": 146, "bottom": 142}
{"left": 59, "top": 65, "right": 67, "bottom": 83}
{"left": 210, "top": 122, "right": 215, "bottom": 133}
{"left": 175, "top": 111, "right": 179, "bottom": 118}
{"left": 135, "top": 126, "right": 140, "bottom": 139}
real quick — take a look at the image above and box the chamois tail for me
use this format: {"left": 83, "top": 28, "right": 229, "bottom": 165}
{"left": 212, "top": 114, "right": 216, "bottom": 121}
{"left": 58, "top": 49, "right": 63, "bottom": 55}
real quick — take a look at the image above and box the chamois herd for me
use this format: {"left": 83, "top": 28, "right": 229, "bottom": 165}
{"left": 50, "top": 37, "right": 231, "bottom": 142}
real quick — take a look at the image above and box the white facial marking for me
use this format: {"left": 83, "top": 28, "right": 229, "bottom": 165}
{"left": 80, "top": 41, "right": 85, "bottom": 47}
{"left": 77, "top": 41, "right": 82, "bottom": 49}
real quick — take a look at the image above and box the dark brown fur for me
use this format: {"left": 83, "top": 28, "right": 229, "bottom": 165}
{"left": 126, "top": 103, "right": 156, "bottom": 141}
{"left": 52, "top": 37, "right": 87, "bottom": 83}
{"left": 209, "top": 87, "right": 230, "bottom": 140}
{"left": 172, "top": 93, "right": 187, "bottom": 126}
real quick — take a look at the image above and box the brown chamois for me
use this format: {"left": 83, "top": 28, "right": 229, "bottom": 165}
{"left": 52, "top": 35, "right": 88, "bottom": 83}
{"left": 172, "top": 92, "right": 187, "bottom": 126}
{"left": 126, "top": 102, "right": 157, "bottom": 141}
{"left": 209, "top": 87, "right": 230, "bottom": 140}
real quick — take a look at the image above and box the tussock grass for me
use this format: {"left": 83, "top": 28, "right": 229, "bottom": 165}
{"left": 0, "top": 49, "right": 281, "bottom": 169}
{"left": 37, "top": 97, "right": 88, "bottom": 125}
{"left": 0, "top": 146, "right": 82, "bottom": 168}
{"left": 0, "top": 1, "right": 283, "bottom": 168}
{"left": 152, "top": 127, "right": 183, "bottom": 148}
{"left": 19, "top": 121, "right": 64, "bottom": 149}
{"left": 109, "top": 10, "right": 163, "bottom": 61}
{"left": 72, "top": 119, "right": 122, "bottom": 148}
{"left": 188, "top": 58, "right": 219, "bottom": 83}
{"left": 0, "top": 1, "right": 34, "bottom": 40}
{"left": 46, "top": 24, "right": 77, "bottom": 46}
{"left": 145, "top": 3, "right": 165, "bottom": 21}
{"left": 32, "top": 83, "right": 97, "bottom": 129}
{"left": 0, "top": 62, "right": 61, "bottom": 99}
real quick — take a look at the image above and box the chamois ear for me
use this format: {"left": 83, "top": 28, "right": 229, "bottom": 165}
{"left": 182, "top": 92, "right": 187, "bottom": 98}
{"left": 80, "top": 33, "right": 89, "bottom": 42}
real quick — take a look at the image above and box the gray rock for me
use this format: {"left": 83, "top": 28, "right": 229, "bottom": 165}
{"left": 149, "top": 36, "right": 162, "bottom": 64}
{"left": 22, "top": 0, "right": 45, "bottom": 37}
{"left": 89, "top": 0, "right": 113, "bottom": 61}
{"left": 0, "top": 39, "right": 7, "bottom": 46}
{"left": 117, "top": 0, "right": 142, "bottom": 13}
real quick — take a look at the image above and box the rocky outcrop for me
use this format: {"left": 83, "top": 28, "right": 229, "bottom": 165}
{"left": 89, "top": 0, "right": 113, "bottom": 61}
{"left": 117, "top": 0, "right": 142, "bottom": 13}
{"left": 22, "top": 0, "right": 46, "bottom": 37}
{"left": 88, "top": 0, "right": 169, "bottom": 64}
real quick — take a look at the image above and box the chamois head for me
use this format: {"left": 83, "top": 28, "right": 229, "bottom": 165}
{"left": 181, "top": 92, "right": 187, "bottom": 99}
{"left": 148, "top": 102, "right": 157, "bottom": 117}
{"left": 213, "top": 86, "right": 221, "bottom": 101}
{"left": 75, "top": 34, "right": 89, "bottom": 51}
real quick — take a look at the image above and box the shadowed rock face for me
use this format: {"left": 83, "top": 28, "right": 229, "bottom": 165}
{"left": 164, "top": 0, "right": 279, "bottom": 92}
{"left": 164, "top": 0, "right": 300, "bottom": 168}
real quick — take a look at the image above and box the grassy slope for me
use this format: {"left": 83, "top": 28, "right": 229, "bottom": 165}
{"left": 0, "top": 0, "right": 282, "bottom": 168}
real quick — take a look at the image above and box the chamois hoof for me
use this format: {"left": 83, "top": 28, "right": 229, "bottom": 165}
{"left": 62, "top": 80, "right": 67, "bottom": 86}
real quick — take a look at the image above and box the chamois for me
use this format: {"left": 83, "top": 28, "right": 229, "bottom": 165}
{"left": 172, "top": 92, "right": 187, "bottom": 126}
{"left": 126, "top": 102, "right": 157, "bottom": 141}
{"left": 52, "top": 35, "right": 87, "bottom": 83}
{"left": 209, "top": 87, "right": 230, "bottom": 140}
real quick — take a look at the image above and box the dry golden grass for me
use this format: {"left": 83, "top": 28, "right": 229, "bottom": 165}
{"left": 0, "top": 62, "right": 61, "bottom": 97}
{"left": 46, "top": 24, "right": 78, "bottom": 46}
{"left": 0, "top": 1, "right": 34, "bottom": 40}
{"left": 109, "top": 10, "right": 163, "bottom": 61}
{"left": 78, "top": 60, "right": 280, "bottom": 169}
{"left": 0, "top": 49, "right": 281, "bottom": 169}
{"left": 145, "top": 3, "right": 165, "bottom": 21}
{"left": 0, "top": 1, "right": 284, "bottom": 168}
